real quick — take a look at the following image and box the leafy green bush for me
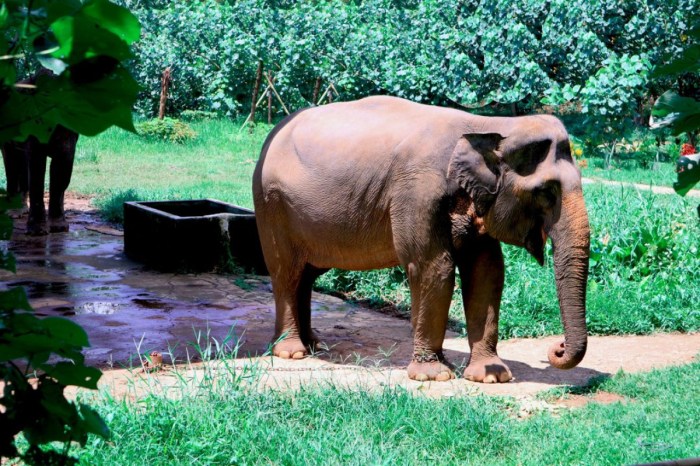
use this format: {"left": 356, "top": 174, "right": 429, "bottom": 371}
{"left": 180, "top": 110, "right": 218, "bottom": 121}
{"left": 121, "top": 0, "right": 696, "bottom": 120}
{"left": 95, "top": 189, "right": 143, "bottom": 224}
{"left": 136, "top": 117, "right": 197, "bottom": 143}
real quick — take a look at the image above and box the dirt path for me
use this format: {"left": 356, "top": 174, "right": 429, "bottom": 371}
{"left": 6, "top": 193, "right": 700, "bottom": 403}
{"left": 582, "top": 176, "right": 700, "bottom": 197}
{"left": 96, "top": 333, "right": 700, "bottom": 403}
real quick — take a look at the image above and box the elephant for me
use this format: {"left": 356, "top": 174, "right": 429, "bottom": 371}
{"left": 252, "top": 95, "right": 590, "bottom": 383}
{"left": 1, "top": 125, "right": 79, "bottom": 235}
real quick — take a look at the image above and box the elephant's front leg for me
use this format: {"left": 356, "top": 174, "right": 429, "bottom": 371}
{"left": 458, "top": 237, "right": 512, "bottom": 383}
{"left": 406, "top": 251, "right": 456, "bottom": 382}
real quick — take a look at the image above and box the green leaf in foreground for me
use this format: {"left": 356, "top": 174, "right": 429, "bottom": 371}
{"left": 41, "top": 362, "right": 102, "bottom": 389}
{"left": 650, "top": 91, "right": 700, "bottom": 136}
{"left": 0, "top": 287, "right": 32, "bottom": 312}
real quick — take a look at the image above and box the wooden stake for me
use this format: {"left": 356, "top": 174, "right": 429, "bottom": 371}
{"left": 268, "top": 88, "right": 272, "bottom": 124}
{"left": 316, "top": 83, "right": 339, "bottom": 106}
{"left": 264, "top": 72, "right": 290, "bottom": 115}
{"left": 239, "top": 85, "right": 271, "bottom": 131}
{"left": 158, "top": 66, "right": 172, "bottom": 120}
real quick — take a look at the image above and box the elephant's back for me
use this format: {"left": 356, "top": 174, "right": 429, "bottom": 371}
{"left": 289, "top": 96, "right": 462, "bottom": 142}
{"left": 266, "top": 96, "right": 463, "bottom": 169}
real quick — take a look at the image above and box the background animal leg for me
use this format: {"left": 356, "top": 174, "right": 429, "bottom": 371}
{"left": 48, "top": 129, "right": 78, "bottom": 232}
{"left": 1, "top": 142, "right": 29, "bottom": 214}
{"left": 26, "top": 139, "right": 48, "bottom": 236}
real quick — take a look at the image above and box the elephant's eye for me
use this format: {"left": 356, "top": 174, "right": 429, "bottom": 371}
{"left": 509, "top": 140, "right": 551, "bottom": 176}
{"left": 533, "top": 181, "right": 559, "bottom": 209}
{"left": 556, "top": 141, "right": 573, "bottom": 162}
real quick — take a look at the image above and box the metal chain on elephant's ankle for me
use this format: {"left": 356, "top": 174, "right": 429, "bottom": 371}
{"left": 412, "top": 350, "right": 445, "bottom": 364}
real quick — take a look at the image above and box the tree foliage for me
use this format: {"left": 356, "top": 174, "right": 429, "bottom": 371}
{"left": 123, "top": 0, "right": 697, "bottom": 121}
{"left": 1, "top": 1, "right": 140, "bottom": 464}
{"left": 651, "top": 25, "right": 700, "bottom": 135}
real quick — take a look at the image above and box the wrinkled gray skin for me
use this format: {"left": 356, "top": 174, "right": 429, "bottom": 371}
{"left": 253, "top": 96, "right": 590, "bottom": 383}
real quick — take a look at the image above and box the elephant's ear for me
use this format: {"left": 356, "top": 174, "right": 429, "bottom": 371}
{"left": 447, "top": 133, "right": 503, "bottom": 216}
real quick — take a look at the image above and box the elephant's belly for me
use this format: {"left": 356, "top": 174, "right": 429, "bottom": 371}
{"left": 291, "top": 218, "right": 400, "bottom": 271}
{"left": 306, "top": 241, "right": 401, "bottom": 271}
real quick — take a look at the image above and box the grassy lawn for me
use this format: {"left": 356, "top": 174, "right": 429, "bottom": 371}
{"left": 76, "top": 356, "right": 700, "bottom": 465}
{"left": 70, "top": 120, "right": 268, "bottom": 220}
{"left": 581, "top": 160, "right": 679, "bottom": 188}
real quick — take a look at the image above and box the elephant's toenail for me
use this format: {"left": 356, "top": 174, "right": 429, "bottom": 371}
{"left": 483, "top": 374, "right": 497, "bottom": 383}
{"left": 278, "top": 350, "right": 291, "bottom": 359}
{"left": 292, "top": 351, "right": 305, "bottom": 359}
{"left": 415, "top": 373, "right": 429, "bottom": 382}
{"left": 436, "top": 372, "right": 452, "bottom": 382}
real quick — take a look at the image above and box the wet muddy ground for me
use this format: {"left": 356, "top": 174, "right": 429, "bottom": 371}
{"left": 3, "top": 197, "right": 700, "bottom": 399}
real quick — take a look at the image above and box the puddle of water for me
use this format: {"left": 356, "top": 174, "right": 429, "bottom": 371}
{"left": 132, "top": 298, "right": 174, "bottom": 311}
{"left": 198, "top": 302, "right": 230, "bottom": 310}
{"left": 14, "top": 281, "right": 73, "bottom": 298}
{"left": 76, "top": 302, "right": 121, "bottom": 315}
{"left": 18, "top": 259, "right": 65, "bottom": 269}
{"left": 59, "top": 232, "right": 122, "bottom": 257}
{"left": 103, "top": 320, "right": 125, "bottom": 327}
{"left": 64, "top": 263, "right": 122, "bottom": 282}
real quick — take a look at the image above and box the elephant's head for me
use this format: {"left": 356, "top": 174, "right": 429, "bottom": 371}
{"left": 448, "top": 115, "right": 590, "bottom": 370}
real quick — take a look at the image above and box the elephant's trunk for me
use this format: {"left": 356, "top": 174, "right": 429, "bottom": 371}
{"left": 547, "top": 188, "right": 590, "bottom": 370}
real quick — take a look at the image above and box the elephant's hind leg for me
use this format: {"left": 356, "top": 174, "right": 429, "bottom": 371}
{"left": 26, "top": 140, "right": 49, "bottom": 236}
{"left": 458, "top": 237, "right": 512, "bottom": 383}
{"left": 270, "top": 263, "right": 323, "bottom": 359}
{"left": 47, "top": 128, "right": 77, "bottom": 233}
{"left": 2, "top": 142, "right": 29, "bottom": 216}
{"left": 405, "top": 251, "right": 456, "bottom": 382}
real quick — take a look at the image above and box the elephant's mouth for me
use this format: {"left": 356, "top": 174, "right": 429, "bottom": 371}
{"left": 524, "top": 222, "right": 547, "bottom": 266}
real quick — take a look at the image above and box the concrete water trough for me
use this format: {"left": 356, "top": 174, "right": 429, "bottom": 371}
{"left": 124, "top": 199, "right": 268, "bottom": 274}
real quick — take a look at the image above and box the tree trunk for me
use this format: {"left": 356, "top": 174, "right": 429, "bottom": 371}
{"left": 249, "top": 60, "right": 264, "bottom": 127}
{"left": 312, "top": 77, "right": 321, "bottom": 106}
{"left": 158, "top": 67, "right": 172, "bottom": 120}
{"left": 510, "top": 102, "right": 518, "bottom": 116}
{"left": 605, "top": 140, "right": 617, "bottom": 169}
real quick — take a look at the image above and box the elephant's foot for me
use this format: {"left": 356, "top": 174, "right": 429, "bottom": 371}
{"left": 49, "top": 216, "right": 69, "bottom": 233}
{"left": 7, "top": 207, "right": 28, "bottom": 219}
{"left": 407, "top": 352, "right": 454, "bottom": 382}
{"left": 26, "top": 220, "right": 49, "bottom": 236}
{"left": 464, "top": 355, "right": 512, "bottom": 383}
{"left": 272, "top": 337, "right": 308, "bottom": 360}
{"left": 6, "top": 194, "right": 29, "bottom": 218}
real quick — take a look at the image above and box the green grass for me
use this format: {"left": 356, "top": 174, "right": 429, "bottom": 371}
{"left": 581, "top": 158, "right": 679, "bottom": 188}
{"left": 70, "top": 119, "right": 270, "bottom": 210}
{"left": 76, "top": 355, "right": 700, "bottom": 465}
